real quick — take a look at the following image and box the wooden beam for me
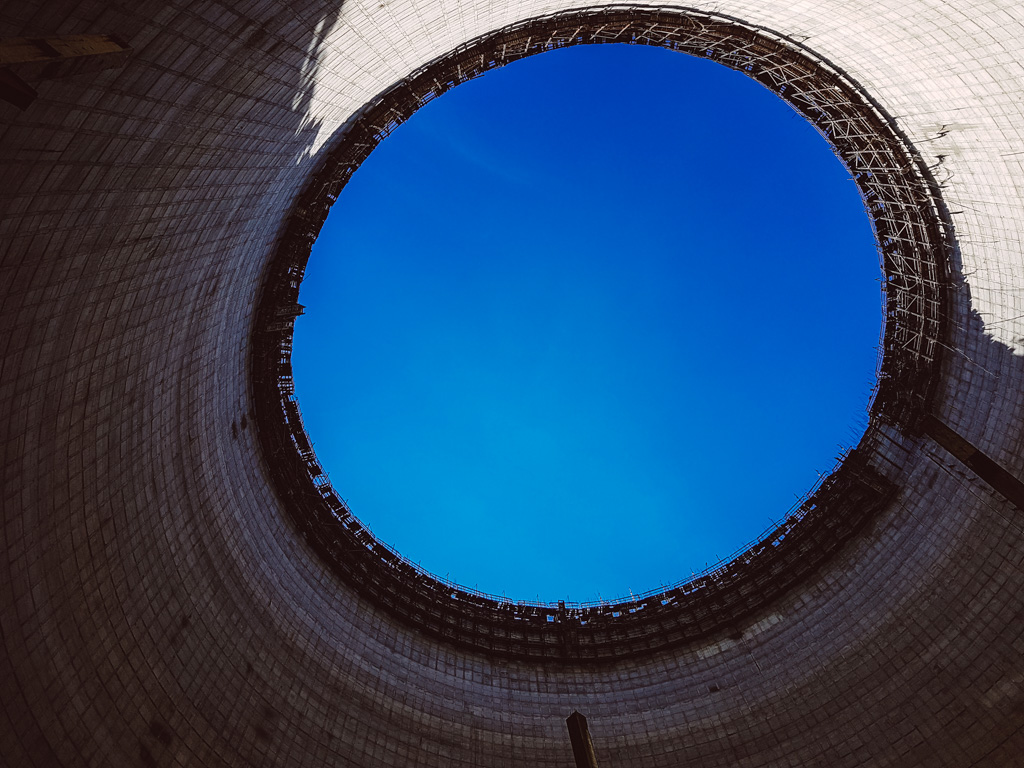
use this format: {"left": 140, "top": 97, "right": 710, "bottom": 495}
{"left": 923, "top": 415, "right": 1024, "bottom": 512}
{"left": 566, "top": 711, "right": 600, "bottom": 768}
{"left": 0, "top": 35, "right": 131, "bottom": 109}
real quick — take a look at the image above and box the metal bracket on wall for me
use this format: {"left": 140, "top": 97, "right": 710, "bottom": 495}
{"left": 0, "top": 35, "right": 132, "bottom": 109}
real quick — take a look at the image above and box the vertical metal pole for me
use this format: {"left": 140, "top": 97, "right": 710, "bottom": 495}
{"left": 566, "top": 711, "right": 599, "bottom": 768}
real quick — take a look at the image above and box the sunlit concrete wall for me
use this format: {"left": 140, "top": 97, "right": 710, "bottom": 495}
{"left": 1, "top": 1, "right": 1023, "bottom": 766}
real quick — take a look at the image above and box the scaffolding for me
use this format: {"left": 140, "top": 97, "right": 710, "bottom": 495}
{"left": 251, "top": 7, "right": 950, "bottom": 662}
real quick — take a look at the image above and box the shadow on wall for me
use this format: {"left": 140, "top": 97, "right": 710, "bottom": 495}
{"left": 931, "top": 175, "right": 1024, "bottom": 472}
{"left": 0, "top": 3, "right": 354, "bottom": 768}
{"left": 290, "top": 6, "right": 348, "bottom": 167}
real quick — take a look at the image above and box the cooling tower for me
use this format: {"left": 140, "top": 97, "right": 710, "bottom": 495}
{"left": 2, "top": 2, "right": 1022, "bottom": 766}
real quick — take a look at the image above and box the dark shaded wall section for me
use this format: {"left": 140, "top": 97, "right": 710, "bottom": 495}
{"left": 0, "top": 2, "right": 346, "bottom": 765}
{"left": 1, "top": 1, "right": 1023, "bottom": 767}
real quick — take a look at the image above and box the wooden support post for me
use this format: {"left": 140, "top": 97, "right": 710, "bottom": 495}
{"left": 0, "top": 34, "right": 131, "bottom": 109}
{"left": 923, "top": 414, "right": 1024, "bottom": 512}
{"left": 566, "top": 711, "right": 600, "bottom": 768}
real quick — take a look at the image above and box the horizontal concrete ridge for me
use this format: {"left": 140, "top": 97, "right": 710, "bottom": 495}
{"left": 2, "top": 2, "right": 1023, "bottom": 767}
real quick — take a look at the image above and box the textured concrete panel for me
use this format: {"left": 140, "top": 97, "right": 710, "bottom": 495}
{"left": 1, "top": 1, "right": 1023, "bottom": 767}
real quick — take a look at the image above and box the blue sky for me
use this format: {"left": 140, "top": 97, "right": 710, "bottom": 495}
{"left": 293, "top": 44, "right": 880, "bottom": 603}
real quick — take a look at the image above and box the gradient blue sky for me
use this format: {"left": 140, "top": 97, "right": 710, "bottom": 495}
{"left": 293, "top": 44, "right": 880, "bottom": 603}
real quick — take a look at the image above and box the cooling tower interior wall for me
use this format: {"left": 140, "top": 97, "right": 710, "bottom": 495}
{"left": 1, "top": 1, "right": 1023, "bottom": 766}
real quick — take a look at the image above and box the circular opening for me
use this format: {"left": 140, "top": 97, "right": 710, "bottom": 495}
{"left": 253, "top": 7, "right": 948, "bottom": 660}
{"left": 292, "top": 44, "right": 881, "bottom": 602}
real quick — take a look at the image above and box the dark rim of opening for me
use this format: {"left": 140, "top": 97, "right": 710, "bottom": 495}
{"left": 252, "top": 6, "right": 952, "bottom": 662}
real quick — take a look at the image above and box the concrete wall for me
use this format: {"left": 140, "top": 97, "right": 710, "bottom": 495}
{"left": 1, "top": 1, "right": 1022, "bottom": 766}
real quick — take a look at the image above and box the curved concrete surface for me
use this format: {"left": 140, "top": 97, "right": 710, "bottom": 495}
{"left": 1, "top": 1, "right": 1023, "bottom": 766}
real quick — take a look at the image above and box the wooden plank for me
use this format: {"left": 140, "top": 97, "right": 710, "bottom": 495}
{"left": 924, "top": 415, "right": 1024, "bottom": 512}
{"left": 566, "top": 711, "right": 600, "bottom": 768}
{"left": 0, "top": 35, "right": 127, "bottom": 66}
{"left": 0, "top": 35, "right": 131, "bottom": 86}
